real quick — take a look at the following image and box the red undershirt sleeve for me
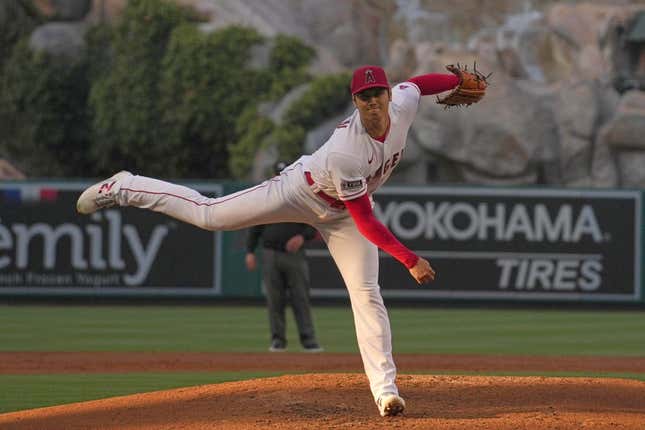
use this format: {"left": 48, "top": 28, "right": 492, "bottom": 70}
{"left": 344, "top": 194, "right": 419, "bottom": 269}
{"left": 408, "top": 73, "right": 459, "bottom": 96}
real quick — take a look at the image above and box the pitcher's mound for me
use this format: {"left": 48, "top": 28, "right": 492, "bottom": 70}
{"left": 1, "top": 373, "right": 644, "bottom": 429}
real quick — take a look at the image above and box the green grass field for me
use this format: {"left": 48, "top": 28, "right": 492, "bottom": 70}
{"left": 1, "top": 305, "right": 644, "bottom": 413}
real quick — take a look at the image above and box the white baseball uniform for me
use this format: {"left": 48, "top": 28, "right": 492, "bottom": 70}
{"left": 112, "top": 81, "right": 421, "bottom": 401}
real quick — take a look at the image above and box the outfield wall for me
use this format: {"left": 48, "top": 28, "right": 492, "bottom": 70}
{"left": 310, "top": 186, "right": 642, "bottom": 303}
{"left": 0, "top": 180, "right": 641, "bottom": 303}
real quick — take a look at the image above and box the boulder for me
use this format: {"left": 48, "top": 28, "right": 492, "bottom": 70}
{"left": 387, "top": 39, "right": 417, "bottom": 83}
{"left": 200, "top": 0, "right": 385, "bottom": 67}
{"left": 460, "top": 164, "right": 538, "bottom": 185}
{"left": 554, "top": 80, "right": 598, "bottom": 138}
{"left": 590, "top": 132, "right": 618, "bottom": 188}
{"left": 600, "top": 91, "right": 645, "bottom": 150}
{"left": 495, "top": 10, "right": 578, "bottom": 83}
{"left": 413, "top": 75, "right": 558, "bottom": 185}
{"left": 616, "top": 150, "right": 645, "bottom": 188}
{"left": 547, "top": 3, "right": 618, "bottom": 48}
{"left": 389, "top": 122, "right": 432, "bottom": 185}
{"left": 617, "top": 89, "right": 645, "bottom": 111}
{"left": 545, "top": 3, "right": 645, "bottom": 81}
{"left": 19, "top": 0, "right": 645, "bottom": 191}
{"left": 304, "top": 106, "right": 353, "bottom": 155}
{"left": 29, "top": 22, "right": 87, "bottom": 59}
{"left": 601, "top": 112, "right": 645, "bottom": 150}
{"left": 552, "top": 80, "right": 598, "bottom": 185}
{"left": 394, "top": 4, "right": 450, "bottom": 45}
{"left": 576, "top": 45, "right": 610, "bottom": 81}
{"left": 588, "top": 81, "right": 621, "bottom": 188}
{"left": 307, "top": 47, "right": 344, "bottom": 76}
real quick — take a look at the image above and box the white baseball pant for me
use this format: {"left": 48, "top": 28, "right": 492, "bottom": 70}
{"left": 115, "top": 161, "right": 398, "bottom": 400}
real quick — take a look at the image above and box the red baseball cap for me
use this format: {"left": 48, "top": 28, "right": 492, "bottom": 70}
{"left": 351, "top": 65, "right": 390, "bottom": 95}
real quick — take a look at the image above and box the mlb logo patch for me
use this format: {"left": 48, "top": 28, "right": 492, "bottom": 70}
{"left": 341, "top": 179, "right": 363, "bottom": 191}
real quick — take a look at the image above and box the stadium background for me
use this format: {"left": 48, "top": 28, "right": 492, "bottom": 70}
{"left": 1, "top": 0, "right": 645, "bottom": 428}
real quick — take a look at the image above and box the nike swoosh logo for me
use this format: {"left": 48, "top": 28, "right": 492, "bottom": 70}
{"left": 368, "top": 150, "right": 375, "bottom": 164}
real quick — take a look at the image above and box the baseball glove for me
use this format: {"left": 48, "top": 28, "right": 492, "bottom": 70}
{"left": 436, "top": 62, "right": 490, "bottom": 108}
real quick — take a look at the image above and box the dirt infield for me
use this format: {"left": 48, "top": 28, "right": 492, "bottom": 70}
{"left": 3, "top": 351, "right": 645, "bottom": 374}
{"left": 1, "top": 352, "right": 645, "bottom": 429}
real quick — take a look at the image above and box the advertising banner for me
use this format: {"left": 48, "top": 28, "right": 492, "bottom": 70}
{"left": 0, "top": 182, "right": 222, "bottom": 296}
{"left": 308, "top": 187, "right": 642, "bottom": 302}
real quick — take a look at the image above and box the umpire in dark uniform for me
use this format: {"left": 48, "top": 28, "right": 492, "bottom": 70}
{"left": 245, "top": 161, "right": 323, "bottom": 353}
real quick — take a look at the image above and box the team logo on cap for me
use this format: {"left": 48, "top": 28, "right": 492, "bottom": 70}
{"left": 365, "top": 69, "right": 376, "bottom": 84}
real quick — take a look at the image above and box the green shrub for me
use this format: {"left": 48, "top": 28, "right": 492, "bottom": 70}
{"left": 0, "top": 40, "right": 91, "bottom": 176}
{"left": 265, "top": 35, "right": 315, "bottom": 99}
{"left": 84, "top": 23, "right": 113, "bottom": 83}
{"left": 269, "top": 34, "right": 316, "bottom": 71}
{"left": 0, "top": 0, "right": 41, "bottom": 70}
{"left": 88, "top": 0, "right": 190, "bottom": 177}
{"left": 159, "top": 25, "right": 264, "bottom": 178}
{"left": 266, "top": 125, "right": 306, "bottom": 163}
{"left": 259, "top": 72, "right": 351, "bottom": 165}
{"left": 265, "top": 68, "right": 308, "bottom": 101}
{"left": 0, "top": 0, "right": 331, "bottom": 180}
{"left": 227, "top": 72, "right": 350, "bottom": 179}
{"left": 283, "top": 73, "right": 351, "bottom": 130}
{"left": 226, "top": 35, "right": 319, "bottom": 179}
{"left": 228, "top": 107, "right": 275, "bottom": 178}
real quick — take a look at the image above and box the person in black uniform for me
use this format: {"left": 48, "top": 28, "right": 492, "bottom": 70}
{"left": 245, "top": 161, "right": 323, "bottom": 353}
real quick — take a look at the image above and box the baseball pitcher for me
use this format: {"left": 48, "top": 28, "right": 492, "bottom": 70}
{"left": 77, "top": 64, "right": 487, "bottom": 416}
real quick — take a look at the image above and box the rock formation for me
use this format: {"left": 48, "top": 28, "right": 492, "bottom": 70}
{"left": 25, "top": 0, "right": 645, "bottom": 188}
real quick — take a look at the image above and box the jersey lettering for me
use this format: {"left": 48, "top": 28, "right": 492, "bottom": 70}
{"left": 366, "top": 149, "right": 404, "bottom": 187}
{"left": 391, "top": 151, "right": 401, "bottom": 168}
{"left": 365, "top": 166, "right": 381, "bottom": 185}
{"left": 383, "top": 158, "right": 392, "bottom": 176}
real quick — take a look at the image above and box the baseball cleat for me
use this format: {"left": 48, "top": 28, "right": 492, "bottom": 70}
{"left": 303, "top": 343, "right": 324, "bottom": 353}
{"left": 377, "top": 393, "right": 405, "bottom": 417}
{"left": 76, "top": 171, "right": 132, "bottom": 215}
{"left": 268, "top": 340, "right": 287, "bottom": 352}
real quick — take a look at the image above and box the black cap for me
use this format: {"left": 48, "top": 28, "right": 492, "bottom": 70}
{"left": 274, "top": 161, "right": 288, "bottom": 175}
